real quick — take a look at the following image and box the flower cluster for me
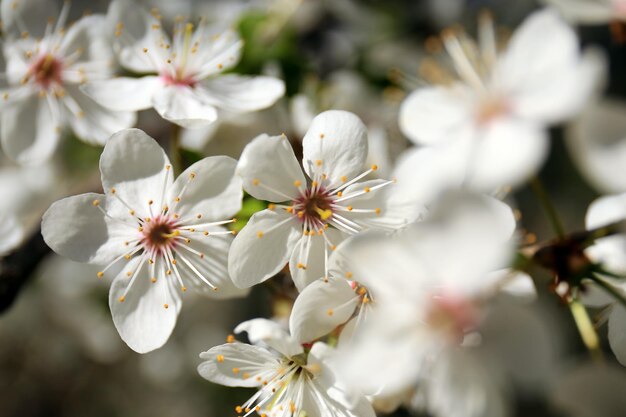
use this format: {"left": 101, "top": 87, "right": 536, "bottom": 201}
{"left": 2, "top": 0, "right": 626, "bottom": 416}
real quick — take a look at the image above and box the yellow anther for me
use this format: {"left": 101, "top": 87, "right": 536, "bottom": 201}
{"left": 230, "top": 230, "right": 237, "bottom": 235}
{"left": 364, "top": 187, "right": 371, "bottom": 193}
{"left": 118, "top": 296, "right": 125, "bottom": 303}
{"left": 148, "top": 259, "right": 154, "bottom": 264}
{"left": 294, "top": 180, "right": 302, "bottom": 187}
{"left": 358, "top": 287, "right": 367, "bottom": 295}
{"left": 286, "top": 207, "right": 294, "bottom": 213}
{"left": 129, "top": 210, "right": 135, "bottom": 215}
{"left": 337, "top": 191, "right": 343, "bottom": 197}
{"left": 297, "top": 263, "right": 307, "bottom": 270}
{"left": 235, "top": 406, "right": 243, "bottom": 414}
{"left": 232, "top": 367, "right": 240, "bottom": 374}
{"left": 217, "top": 355, "right": 225, "bottom": 363}
{"left": 171, "top": 259, "right": 177, "bottom": 265}
{"left": 217, "top": 63, "right": 223, "bottom": 69}
{"left": 257, "top": 231, "right": 264, "bottom": 238}
{"left": 347, "top": 206, "right": 353, "bottom": 211}
{"left": 143, "top": 48, "right": 148, "bottom": 53}
{"left": 166, "top": 269, "right": 172, "bottom": 275}
{"left": 165, "top": 165, "right": 171, "bottom": 170}
{"left": 181, "top": 286, "right": 187, "bottom": 292}
{"left": 138, "top": 227, "right": 144, "bottom": 232}
{"left": 126, "top": 271, "right": 132, "bottom": 277}
{"left": 151, "top": 24, "right": 161, "bottom": 30}
{"left": 151, "top": 277, "right": 157, "bottom": 283}
{"left": 268, "top": 203, "right": 275, "bottom": 210}
{"left": 175, "top": 197, "right": 181, "bottom": 202}
{"left": 312, "top": 181, "right": 318, "bottom": 187}
{"left": 232, "top": 218, "right": 238, "bottom": 223}
{"left": 252, "top": 178, "right": 260, "bottom": 186}
{"left": 92, "top": 199, "right": 100, "bottom": 206}
{"left": 363, "top": 295, "right": 370, "bottom": 304}
{"left": 124, "top": 254, "right": 131, "bottom": 260}
{"left": 317, "top": 229, "right": 323, "bottom": 235}
{"left": 341, "top": 176, "right": 347, "bottom": 182}
{"left": 330, "top": 245, "right": 337, "bottom": 250}
{"left": 163, "top": 303, "right": 169, "bottom": 309}
{"left": 375, "top": 208, "right": 381, "bottom": 215}
{"left": 196, "top": 214, "right": 202, "bottom": 219}
{"left": 371, "top": 164, "right": 378, "bottom": 171}
{"left": 203, "top": 231, "right": 209, "bottom": 236}
{"left": 243, "top": 373, "right": 250, "bottom": 379}
{"left": 297, "top": 211, "right": 304, "bottom": 218}
{"left": 110, "top": 188, "right": 116, "bottom": 194}
{"left": 189, "top": 172, "right": 196, "bottom": 179}
{"left": 346, "top": 271, "right": 353, "bottom": 278}
{"left": 315, "top": 159, "right": 322, "bottom": 166}
{"left": 97, "top": 271, "right": 104, "bottom": 278}
{"left": 327, "top": 309, "right": 334, "bottom": 316}
{"left": 226, "top": 334, "right": 235, "bottom": 343}
{"left": 319, "top": 133, "right": 325, "bottom": 139}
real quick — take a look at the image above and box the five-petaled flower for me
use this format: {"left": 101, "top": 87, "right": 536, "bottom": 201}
{"left": 83, "top": 0, "right": 285, "bottom": 129}
{"left": 398, "top": 8, "right": 603, "bottom": 190}
{"left": 41, "top": 128, "right": 247, "bottom": 353}
{"left": 0, "top": 0, "right": 135, "bottom": 164}
{"left": 198, "top": 318, "right": 375, "bottom": 417}
{"left": 228, "top": 110, "right": 409, "bottom": 292}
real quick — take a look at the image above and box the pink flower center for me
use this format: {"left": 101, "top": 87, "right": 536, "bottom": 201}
{"left": 426, "top": 294, "right": 479, "bottom": 343}
{"left": 29, "top": 54, "right": 63, "bottom": 89}
{"left": 140, "top": 215, "right": 180, "bottom": 255}
{"left": 292, "top": 185, "right": 336, "bottom": 231}
{"left": 475, "top": 96, "right": 509, "bottom": 126}
{"left": 161, "top": 72, "right": 197, "bottom": 87}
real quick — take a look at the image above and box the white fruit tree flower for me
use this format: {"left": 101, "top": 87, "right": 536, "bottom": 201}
{"left": 198, "top": 318, "right": 375, "bottom": 417}
{"left": 0, "top": 0, "right": 135, "bottom": 164}
{"left": 398, "top": 8, "right": 603, "bottom": 191}
{"left": 228, "top": 110, "right": 410, "bottom": 292}
{"left": 83, "top": 0, "right": 285, "bottom": 129}
{"left": 41, "top": 128, "right": 247, "bottom": 353}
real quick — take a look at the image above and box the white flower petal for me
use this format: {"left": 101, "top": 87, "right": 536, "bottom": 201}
{"left": 586, "top": 193, "right": 626, "bottom": 230}
{"left": 608, "top": 304, "right": 626, "bottom": 366}
{"left": 41, "top": 193, "right": 129, "bottom": 264}
{"left": 464, "top": 118, "right": 549, "bottom": 191}
{"left": 289, "top": 228, "right": 346, "bottom": 291}
{"left": 0, "top": 213, "right": 24, "bottom": 255}
{"left": 109, "top": 255, "right": 182, "bottom": 353}
{"left": 182, "top": 231, "right": 249, "bottom": 299}
{"left": 1, "top": 89, "right": 61, "bottom": 165}
{"left": 194, "top": 29, "right": 243, "bottom": 77}
{"left": 228, "top": 209, "right": 301, "bottom": 288}
{"left": 198, "top": 74, "right": 285, "bottom": 112}
{"left": 169, "top": 155, "right": 242, "bottom": 221}
{"left": 198, "top": 343, "right": 277, "bottom": 388}
{"left": 237, "top": 134, "right": 305, "bottom": 202}
{"left": 290, "top": 276, "right": 359, "bottom": 344}
{"left": 497, "top": 8, "right": 604, "bottom": 123}
{"left": 82, "top": 76, "right": 161, "bottom": 112}
{"left": 399, "top": 84, "right": 473, "bottom": 146}
{"left": 568, "top": 98, "right": 626, "bottom": 194}
{"left": 302, "top": 110, "right": 368, "bottom": 188}
{"left": 510, "top": 49, "right": 605, "bottom": 124}
{"left": 0, "top": 0, "right": 58, "bottom": 38}
{"left": 392, "top": 146, "right": 466, "bottom": 207}
{"left": 60, "top": 15, "right": 114, "bottom": 71}
{"left": 99, "top": 128, "right": 172, "bottom": 218}
{"left": 152, "top": 86, "right": 218, "bottom": 128}
{"left": 235, "top": 318, "right": 303, "bottom": 358}
{"left": 106, "top": 0, "right": 162, "bottom": 73}
{"left": 64, "top": 85, "right": 136, "bottom": 146}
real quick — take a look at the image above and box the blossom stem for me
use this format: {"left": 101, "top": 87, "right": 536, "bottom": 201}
{"left": 170, "top": 124, "right": 182, "bottom": 176}
{"left": 530, "top": 177, "right": 565, "bottom": 239}
{"left": 568, "top": 297, "right": 604, "bottom": 362}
